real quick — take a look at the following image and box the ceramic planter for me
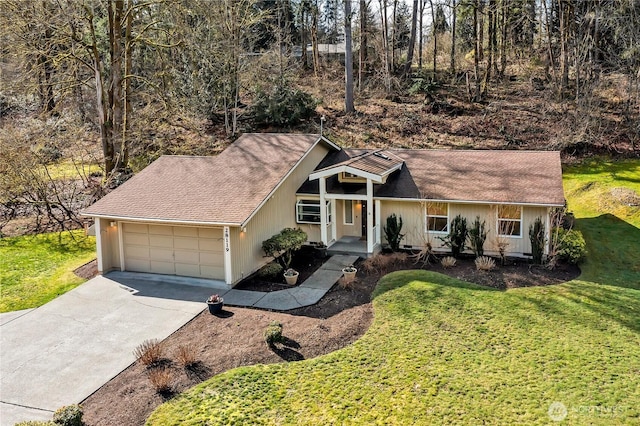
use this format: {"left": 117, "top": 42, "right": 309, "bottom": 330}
{"left": 284, "top": 270, "right": 299, "bottom": 285}
{"left": 342, "top": 267, "right": 357, "bottom": 283}
{"left": 207, "top": 300, "right": 224, "bottom": 314}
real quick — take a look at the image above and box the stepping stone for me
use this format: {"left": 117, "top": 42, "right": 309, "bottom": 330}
{"left": 290, "top": 287, "right": 328, "bottom": 306}
{"left": 301, "top": 270, "right": 343, "bottom": 290}
{"left": 223, "top": 290, "right": 266, "bottom": 307}
{"left": 253, "top": 290, "right": 302, "bottom": 311}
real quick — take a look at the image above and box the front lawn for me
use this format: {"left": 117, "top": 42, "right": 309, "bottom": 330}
{"left": 149, "top": 160, "right": 640, "bottom": 424}
{"left": 0, "top": 231, "right": 96, "bottom": 312}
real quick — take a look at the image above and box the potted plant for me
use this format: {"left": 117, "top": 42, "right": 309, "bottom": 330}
{"left": 315, "top": 242, "right": 328, "bottom": 258}
{"left": 283, "top": 268, "right": 299, "bottom": 285}
{"left": 206, "top": 294, "right": 224, "bottom": 314}
{"left": 342, "top": 265, "right": 357, "bottom": 283}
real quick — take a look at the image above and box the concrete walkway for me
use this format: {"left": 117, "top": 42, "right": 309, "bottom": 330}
{"left": 223, "top": 255, "right": 359, "bottom": 310}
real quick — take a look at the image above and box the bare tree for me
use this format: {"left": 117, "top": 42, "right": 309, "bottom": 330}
{"left": 403, "top": 0, "right": 419, "bottom": 76}
{"left": 345, "top": 0, "right": 355, "bottom": 112}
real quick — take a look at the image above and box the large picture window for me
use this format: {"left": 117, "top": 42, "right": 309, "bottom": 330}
{"left": 296, "top": 200, "right": 332, "bottom": 224}
{"left": 498, "top": 205, "right": 522, "bottom": 237}
{"left": 426, "top": 202, "right": 448, "bottom": 233}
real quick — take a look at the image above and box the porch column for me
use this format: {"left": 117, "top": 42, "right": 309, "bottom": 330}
{"left": 320, "top": 177, "right": 327, "bottom": 244}
{"left": 117, "top": 221, "right": 125, "bottom": 271}
{"left": 366, "top": 178, "right": 374, "bottom": 253}
{"left": 94, "top": 218, "right": 104, "bottom": 273}
{"left": 375, "top": 200, "right": 381, "bottom": 245}
{"left": 223, "top": 226, "right": 232, "bottom": 285}
{"left": 544, "top": 207, "right": 551, "bottom": 256}
{"left": 331, "top": 199, "right": 337, "bottom": 242}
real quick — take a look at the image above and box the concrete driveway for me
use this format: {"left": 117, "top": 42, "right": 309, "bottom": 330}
{"left": 0, "top": 274, "right": 221, "bottom": 426}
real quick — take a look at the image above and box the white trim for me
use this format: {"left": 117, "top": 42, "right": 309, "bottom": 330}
{"left": 331, "top": 200, "right": 337, "bottom": 241}
{"left": 95, "top": 218, "right": 104, "bottom": 273}
{"left": 343, "top": 200, "right": 354, "bottom": 225}
{"left": 117, "top": 221, "right": 125, "bottom": 271}
{"left": 320, "top": 177, "right": 327, "bottom": 244}
{"left": 375, "top": 200, "right": 381, "bottom": 245}
{"left": 424, "top": 202, "right": 449, "bottom": 234}
{"left": 371, "top": 197, "right": 564, "bottom": 208}
{"left": 325, "top": 193, "right": 368, "bottom": 201}
{"left": 366, "top": 179, "right": 374, "bottom": 253}
{"left": 241, "top": 136, "right": 339, "bottom": 228}
{"left": 83, "top": 213, "right": 240, "bottom": 227}
{"left": 497, "top": 205, "right": 523, "bottom": 238}
{"left": 296, "top": 199, "right": 331, "bottom": 224}
{"left": 544, "top": 207, "right": 551, "bottom": 255}
{"left": 223, "top": 226, "right": 232, "bottom": 285}
{"left": 310, "top": 165, "right": 384, "bottom": 183}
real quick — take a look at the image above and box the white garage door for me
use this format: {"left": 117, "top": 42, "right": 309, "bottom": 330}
{"left": 123, "top": 223, "right": 224, "bottom": 280}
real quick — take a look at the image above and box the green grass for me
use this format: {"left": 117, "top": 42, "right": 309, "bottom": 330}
{"left": 42, "top": 160, "right": 102, "bottom": 181}
{"left": 148, "top": 159, "right": 640, "bottom": 425}
{"left": 0, "top": 231, "right": 96, "bottom": 313}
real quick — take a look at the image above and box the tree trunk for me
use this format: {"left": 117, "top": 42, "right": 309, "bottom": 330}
{"left": 473, "top": 0, "right": 481, "bottom": 100}
{"left": 418, "top": 0, "right": 424, "bottom": 70}
{"left": 499, "top": 0, "right": 508, "bottom": 78}
{"left": 429, "top": 0, "right": 436, "bottom": 76}
{"left": 380, "top": 0, "right": 391, "bottom": 91}
{"left": 311, "top": 1, "right": 320, "bottom": 77}
{"left": 345, "top": 0, "right": 355, "bottom": 112}
{"left": 403, "top": 0, "right": 419, "bottom": 76}
{"left": 359, "top": 0, "right": 368, "bottom": 89}
{"left": 109, "top": 0, "right": 125, "bottom": 172}
{"left": 450, "top": 0, "right": 456, "bottom": 73}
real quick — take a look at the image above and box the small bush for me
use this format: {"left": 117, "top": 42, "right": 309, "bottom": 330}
{"left": 52, "top": 404, "right": 83, "bottom": 426}
{"left": 262, "top": 228, "right": 308, "bottom": 269}
{"left": 529, "top": 217, "right": 546, "bottom": 264}
{"left": 258, "top": 263, "right": 284, "bottom": 279}
{"left": 475, "top": 256, "right": 496, "bottom": 271}
{"left": 264, "top": 321, "right": 284, "bottom": 346}
{"left": 251, "top": 84, "right": 317, "bottom": 126}
{"left": 467, "top": 216, "right": 488, "bottom": 257}
{"left": 555, "top": 228, "right": 587, "bottom": 264}
{"left": 148, "top": 367, "right": 173, "bottom": 394}
{"left": 133, "top": 339, "right": 164, "bottom": 366}
{"left": 383, "top": 214, "right": 405, "bottom": 252}
{"left": 175, "top": 344, "right": 198, "bottom": 368}
{"left": 441, "top": 256, "right": 457, "bottom": 268}
{"left": 439, "top": 215, "right": 468, "bottom": 258}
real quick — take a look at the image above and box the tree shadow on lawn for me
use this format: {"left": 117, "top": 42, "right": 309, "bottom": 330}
{"left": 575, "top": 215, "right": 640, "bottom": 290}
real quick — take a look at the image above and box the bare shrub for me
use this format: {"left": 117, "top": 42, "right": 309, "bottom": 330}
{"left": 148, "top": 367, "right": 173, "bottom": 394}
{"left": 133, "top": 339, "right": 164, "bottom": 366}
{"left": 475, "top": 256, "right": 496, "bottom": 271}
{"left": 175, "top": 344, "right": 198, "bottom": 368}
{"left": 441, "top": 256, "right": 457, "bottom": 269}
{"left": 338, "top": 276, "right": 357, "bottom": 290}
{"left": 362, "top": 252, "right": 408, "bottom": 276}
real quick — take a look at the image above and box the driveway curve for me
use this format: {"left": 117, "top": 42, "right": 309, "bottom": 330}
{"left": 0, "top": 275, "right": 216, "bottom": 426}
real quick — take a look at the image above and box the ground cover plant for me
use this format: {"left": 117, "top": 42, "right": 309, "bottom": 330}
{"left": 0, "top": 230, "right": 95, "bottom": 312}
{"left": 147, "top": 160, "right": 639, "bottom": 425}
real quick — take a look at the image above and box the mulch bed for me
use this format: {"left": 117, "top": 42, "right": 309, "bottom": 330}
{"left": 78, "top": 253, "right": 579, "bottom": 426}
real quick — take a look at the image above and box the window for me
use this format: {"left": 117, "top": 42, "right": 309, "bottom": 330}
{"left": 426, "top": 202, "right": 448, "bottom": 233}
{"left": 296, "top": 200, "right": 331, "bottom": 224}
{"left": 344, "top": 200, "right": 354, "bottom": 225}
{"left": 498, "top": 205, "right": 522, "bottom": 237}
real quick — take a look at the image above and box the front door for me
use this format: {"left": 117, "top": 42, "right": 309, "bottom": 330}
{"left": 361, "top": 201, "right": 367, "bottom": 238}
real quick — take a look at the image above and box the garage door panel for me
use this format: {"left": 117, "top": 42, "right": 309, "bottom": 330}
{"left": 175, "top": 263, "right": 200, "bottom": 277}
{"left": 148, "top": 225, "right": 173, "bottom": 235}
{"left": 149, "top": 248, "right": 174, "bottom": 262}
{"left": 174, "top": 250, "right": 199, "bottom": 264}
{"left": 200, "top": 252, "right": 223, "bottom": 265}
{"left": 149, "top": 235, "right": 174, "bottom": 248}
{"left": 200, "top": 265, "right": 224, "bottom": 279}
{"left": 126, "top": 258, "right": 151, "bottom": 273}
{"left": 125, "top": 223, "right": 148, "bottom": 234}
{"left": 126, "top": 246, "right": 150, "bottom": 259}
{"left": 199, "top": 228, "right": 222, "bottom": 239}
{"left": 173, "top": 227, "right": 198, "bottom": 237}
{"left": 174, "top": 237, "right": 200, "bottom": 250}
{"left": 199, "top": 239, "right": 221, "bottom": 251}
{"left": 124, "top": 232, "right": 149, "bottom": 246}
{"left": 151, "top": 261, "right": 175, "bottom": 275}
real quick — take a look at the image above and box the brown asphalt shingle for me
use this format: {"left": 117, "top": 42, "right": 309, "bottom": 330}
{"left": 299, "top": 149, "right": 564, "bottom": 206}
{"left": 83, "top": 133, "right": 323, "bottom": 225}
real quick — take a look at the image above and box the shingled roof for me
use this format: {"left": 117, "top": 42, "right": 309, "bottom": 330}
{"left": 298, "top": 149, "right": 565, "bottom": 206}
{"left": 83, "top": 133, "right": 331, "bottom": 225}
